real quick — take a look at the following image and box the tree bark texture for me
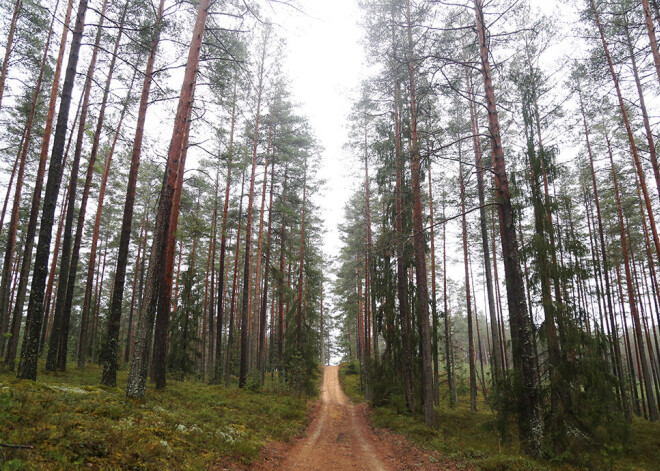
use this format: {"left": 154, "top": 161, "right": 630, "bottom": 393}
{"left": 125, "top": 0, "right": 210, "bottom": 398}
{"left": 17, "top": 0, "right": 88, "bottom": 381}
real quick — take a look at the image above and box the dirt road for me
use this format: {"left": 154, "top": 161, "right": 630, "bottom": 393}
{"left": 250, "top": 365, "right": 464, "bottom": 470}
{"left": 274, "top": 365, "right": 394, "bottom": 470}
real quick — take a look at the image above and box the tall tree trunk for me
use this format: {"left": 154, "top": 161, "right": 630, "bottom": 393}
{"left": 127, "top": 211, "right": 149, "bottom": 364}
{"left": 0, "top": 144, "right": 22, "bottom": 241}
{"left": 0, "top": 0, "right": 59, "bottom": 357}
{"left": 101, "top": 0, "right": 165, "bottom": 388}
{"left": 125, "top": 208, "right": 148, "bottom": 364}
{"left": 495, "top": 211, "right": 510, "bottom": 370}
{"left": 0, "top": 0, "right": 21, "bottom": 113}
{"left": 214, "top": 82, "right": 237, "bottom": 382}
{"left": 80, "top": 67, "right": 136, "bottom": 368}
{"left": 72, "top": 1, "right": 128, "bottom": 368}
{"left": 239, "top": 36, "right": 268, "bottom": 389}
{"left": 364, "top": 107, "right": 379, "bottom": 371}
{"left": 41, "top": 96, "right": 82, "bottom": 347}
{"left": 607, "top": 134, "right": 659, "bottom": 421}
{"left": 442, "top": 198, "right": 455, "bottom": 407}
{"left": 258, "top": 157, "right": 275, "bottom": 383}
{"left": 470, "top": 253, "right": 487, "bottom": 399}
{"left": 277, "top": 166, "right": 289, "bottom": 367}
{"left": 405, "top": 0, "right": 434, "bottom": 427}
{"left": 362, "top": 107, "right": 372, "bottom": 398}
{"left": 474, "top": 0, "right": 543, "bottom": 453}
{"left": 41, "top": 183, "right": 69, "bottom": 354}
{"left": 625, "top": 14, "right": 660, "bottom": 209}
{"left": 641, "top": 0, "right": 660, "bottom": 90}
{"left": 47, "top": 0, "right": 108, "bottom": 372}
{"left": 427, "top": 163, "right": 440, "bottom": 404}
{"left": 579, "top": 91, "right": 629, "bottom": 418}
{"left": 466, "top": 67, "right": 502, "bottom": 379}
{"left": 614, "top": 259, "right": 642, "bottom": 416}
{"left": 16, "top": 0, "right": 88, "bottom": 381}
{"left": 92, "top": 238, "right": 109, "bottom": 363}
{"left": 153, "top": 97, "right": 194, "bottom": 390}
{"left": 297, "top": 157, "right": 308, "bottom": 350}
{"left": 460, "top": 155, "right": 477, "bottom": 412}
{"left": 225, "top": 169, "right": 246, "bottom": 386}
{"left": 204, "top": 170, "right": 220, "bottom": 379}
{"left": 125, "top": 0, "right": 210, "bottom": 398}
{"left": 391, "top": 0, "right": 414, "bottom": 414}
{"left": 254, "top": 126, "right": 272, "bottom": 378}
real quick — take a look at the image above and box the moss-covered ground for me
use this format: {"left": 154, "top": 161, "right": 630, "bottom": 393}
{"left": 0, "top": 364, "right": 313, "bottom": 470}
{"left": 339, "top": 362, "right": 660, "bottom": 471}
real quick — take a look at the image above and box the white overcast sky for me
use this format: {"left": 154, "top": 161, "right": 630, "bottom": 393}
{"left": 268, "top": 0, "right": 366, "bottom": 264}
{"left": 266, "top": 0, "right": 567, "bottom": 268}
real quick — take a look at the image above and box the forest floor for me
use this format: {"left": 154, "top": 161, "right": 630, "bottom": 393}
{"left": 0, "top": 363, "right": 311, "bottom": 470}
{"left": 247, "top": 365, "right": 466, "bottom": 471}
{"left": 337, "top": 363, "right": 660, "bottom": 471}
{"left": 2, "top": 362, "right": 658, "bottom": 470}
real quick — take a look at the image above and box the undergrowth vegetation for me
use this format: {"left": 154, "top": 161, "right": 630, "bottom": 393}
{"left": 339, "top": 361, "right": 660, "bottom": 470}
{"left": 0, "top": 364, "right": 313, "bottom": 470}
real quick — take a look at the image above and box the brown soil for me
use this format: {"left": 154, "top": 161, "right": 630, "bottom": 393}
{"left": 247, "top": 366, "right": 469, "bottom": 471}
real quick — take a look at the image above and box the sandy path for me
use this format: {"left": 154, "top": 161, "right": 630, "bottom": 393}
{"left": 247, "top": 365, "right": 466, "bottom": 470}
{"left": 276, "top": 365, "right": 394, "bottom": 471}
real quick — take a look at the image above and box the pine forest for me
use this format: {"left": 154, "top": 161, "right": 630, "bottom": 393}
{"left": 0, "top": 0, "right": 660, "bottom": 469}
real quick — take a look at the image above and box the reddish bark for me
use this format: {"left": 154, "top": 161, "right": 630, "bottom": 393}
{"left": 0, "top": 136, "right": 23, "bottom": 242}
{"left": 153, "top": 105, "right": 194, "bottom": 390}
{"left": 126, "top": 0, "right": 210, "bottom": 398}
{"left": 75, "top": 2, "right": 130, "bottom": 368}
{"left": 101, "top": 0, "right": 165, "bottom": 388}
{"left": 0, "top": 0, "right": 21, "bottom": 113}
{"left": 214, "top": 82, "right": 238, "bottom": 382}
{"left": 392, "top": 33, "right": 415, "bottom": 412}
{"left": 474, "top": 0, "right": 542, "bottom": 452}
{"left": 225, "top": 170, "right": 246, "bottom": 387}
{"left": 642, "top": 0, "right": 660, "bottom": 89}
{"left": 405, "top": 0, "right": 434, "bottom": 427}
{"left": 0, "top": 0, "right": 60, "bottom": 359}
{"left": 239, "top": 36, "right": 268, "bottom": 389}
{"left": 466, "top": 68, "right": 502, "bottom": 379}
{"left": 592, "top": 0, "right": 658, "bottom": 420}
{"left": 578, "top": 88, "right": 630, "bottom": 420}
{"left": 624, "top": 15, "right": 660, "bottom": 210}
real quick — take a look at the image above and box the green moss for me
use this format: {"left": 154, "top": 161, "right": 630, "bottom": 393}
{"left": 338, "top": 361, "right": 364, "bottom": 403}
{"left": 338, "top": 363, "right": 660, "bottom": 471}
{"left": 0, "top": 363, "right": 312, "bottom": 469}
